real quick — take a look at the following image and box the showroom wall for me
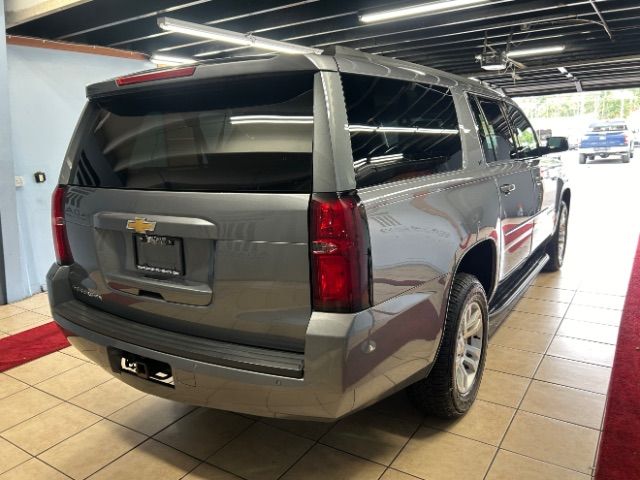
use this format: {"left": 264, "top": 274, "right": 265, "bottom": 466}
{"left": 0, "top": 8, "right": 26, "bottom": 303}
{"left": 6, "top": 44, "right": 152, "bottom": 298}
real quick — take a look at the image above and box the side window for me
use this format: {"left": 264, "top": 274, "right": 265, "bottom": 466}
{"left": 468, "top": 95, "right": 496, "bottom": 163}
{"left": 476, "top": 97, "right": 517, "bottom": 163}
{"left": 341, "top": 74, "right": 462, "bottom": 188}
{"left": 505, "top": 104, "right": 539, "bottom": 157}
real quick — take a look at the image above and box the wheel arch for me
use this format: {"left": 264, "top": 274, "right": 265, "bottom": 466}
{"left": 454, "top": 238, "right": 498, "bottom": 301}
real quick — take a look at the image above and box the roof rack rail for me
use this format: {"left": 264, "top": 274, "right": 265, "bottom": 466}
{"left": 322, "top": 45, "right": 373, "bottom": 58}
{"left": 326, "top": 45, "right": 432, "bottom": 73}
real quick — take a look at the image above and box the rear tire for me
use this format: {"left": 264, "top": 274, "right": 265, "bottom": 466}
{"left": 543, "top": 200, "right": 569, "bottom": 272}
{"left": 621, "top": 153, "right": 630, "bottom": 163}
{"left": 579, "top": 154, "right": 587, "bottom": 164}
{"left": 408, "top": 273, "right": 488, "bottom": 418}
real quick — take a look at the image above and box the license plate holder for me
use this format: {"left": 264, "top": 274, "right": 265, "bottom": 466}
{"left": 135, "top": 234, "right": 184, "bottom": 276}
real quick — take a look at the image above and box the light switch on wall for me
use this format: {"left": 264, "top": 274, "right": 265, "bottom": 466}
{"left": 15, "top": 176, "right": 24, "bottom": 187}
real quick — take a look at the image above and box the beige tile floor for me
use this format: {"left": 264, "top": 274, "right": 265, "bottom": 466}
{"left": 0, "top": 152, "right": 638, "bottom": 479}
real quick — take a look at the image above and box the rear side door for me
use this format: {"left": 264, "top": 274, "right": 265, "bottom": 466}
{"left": 504, "top": 103, "right": 556, "bottom": 250}
{"left": 469, "top": 95, "right": 537, "bottom": 280}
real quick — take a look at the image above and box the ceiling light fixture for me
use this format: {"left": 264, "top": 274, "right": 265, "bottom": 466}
{"left": 157, "top": 17, "right": 323, "bottom": 55}
{"left": 150, "top": 54, "right": 197, "bottom": 66}
{"left": 360, "top": 0, "right": 489, "bottom": 24}
{"left": 507, "top": 45, "right": 565, "bottom": 58}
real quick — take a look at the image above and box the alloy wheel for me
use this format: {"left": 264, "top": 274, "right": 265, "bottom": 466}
{"left": 455, "top": 300, "right": 484, "bottom": 395}
{"left": 557, "top": 205, "right": 568, "bottom": 263}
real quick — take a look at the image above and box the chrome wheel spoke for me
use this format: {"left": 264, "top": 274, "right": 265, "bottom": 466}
{"left": 464, "top": 308, "right": 482, "bottom": 338}
{"left": 456, "top": 363, "right": 468, "bottom": 392}
{"left": 455, "top": 299, "right": 485, "bottom": 395}
{"left": 462, "top": 344, "right": 481, "bottom": 373}
{"left": 557, "top": 207, "right": 568, "bottom": 260}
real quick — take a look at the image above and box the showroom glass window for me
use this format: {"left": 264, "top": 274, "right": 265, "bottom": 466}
{"left": 341, "top": 73, "right": 462, "bottom": 188}
{"left": 473, "top": 96, "right": 517, "bottom": 163}
{"left": 505, "top": 103, "right": 539, "bottom": 158}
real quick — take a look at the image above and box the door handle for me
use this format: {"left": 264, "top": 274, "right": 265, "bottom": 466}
{"left": 500, "top": 183, "right": 516, "bottom": 194}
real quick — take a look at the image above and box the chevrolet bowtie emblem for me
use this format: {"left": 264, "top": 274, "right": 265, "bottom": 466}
{"left": 126, "top": 217, "right": 156, "bottom": 235}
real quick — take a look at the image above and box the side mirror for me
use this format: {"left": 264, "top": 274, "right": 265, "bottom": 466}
{"left": 545, "top": 136, "right": 569, "bottom": 154}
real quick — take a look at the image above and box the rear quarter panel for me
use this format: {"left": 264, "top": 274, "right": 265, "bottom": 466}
{"left": 359, "top": 175, "right": 499, "bottom": 305}
{"left": 317, "top": 72, "right": 502, "bottom": 408}
{"left": 331, "top": 85, "right": 501, "bottom": 406}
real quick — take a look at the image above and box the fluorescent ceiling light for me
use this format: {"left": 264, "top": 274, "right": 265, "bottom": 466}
{"left": 157, "top": 17, "right": 322, "bottom": 55}
{"left": 230, "top": 115, "right": 313, "bottom": 125}
{"left": 150, "top": 54, "right": 196, "bottom": 66}
{"left": 360, "top": 0, "right": 489, "bottom": 24}
{"left": 507, "top": 45, "right": 565, "bottom": 58}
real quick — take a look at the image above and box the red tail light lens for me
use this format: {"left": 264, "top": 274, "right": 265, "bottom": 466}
{"left": 52, "top": 186, "right": 73, "bottom": 265}
{"left": 623, "top": 134, "right": 629, "bottom": 145}
{"left": 116, "top": 66, "right": 196, "bottom": 86}
{"left": 310, "top": 193, "right": 371, "bottom": 313}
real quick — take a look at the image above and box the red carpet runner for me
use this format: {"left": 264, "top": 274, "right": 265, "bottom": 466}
{"left": 595, "top": 236, "right": 640, "bottom": 479}
{"left": 0, "top": 322, "right": 69, "bottom": 372}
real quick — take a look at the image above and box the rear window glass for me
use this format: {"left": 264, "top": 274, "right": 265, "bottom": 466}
{"left": 70, "top": 72, "right": 314, "bottom": 192}
{"left": 341, "top": 73, "right": 462, "bottom": 188}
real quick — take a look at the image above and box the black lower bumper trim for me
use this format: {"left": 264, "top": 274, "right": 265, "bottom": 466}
{"left": 53, "top": 300, "right": 304, "bottom": 378}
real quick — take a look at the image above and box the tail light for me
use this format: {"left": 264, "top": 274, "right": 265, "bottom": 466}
{"left": 52, "top": 186, "right": 73, "bottom": 265}
{"left": 623, "top": 134, "right": 629, "bottom": 145}
{"left": 310, "top": 193, "right": 372, "bottom": 313}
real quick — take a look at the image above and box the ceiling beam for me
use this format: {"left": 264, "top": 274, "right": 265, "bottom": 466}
{"left": 588, "top": 0, "right": 614, "bottom": 39}
{"left": 4, "top": 0, "right": 90, "bottom": 28}
{"left": 380, "top": 15, "right": 640, "bottom": 59}
{"left": 98, "top": 0, "right": 320, "bottom": 47}
{"left": 6, "top": 0, "right": 216, "bottom": 37}
{"left": 398, "top": 37, "right": 640, "bottom": 74}
{"left": 467, "top": 52, "right": 640, "bottom": 77}
{"left": 180, "top": 0, "right": 593, "bottom": 59}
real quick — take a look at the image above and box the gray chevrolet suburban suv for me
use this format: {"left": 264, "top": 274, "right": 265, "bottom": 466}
{"left": 48, "top": 47, "right": 570, "bottom": 421}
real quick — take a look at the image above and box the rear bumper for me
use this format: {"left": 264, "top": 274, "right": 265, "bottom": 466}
{"left": 579, "top": 147, "right": 629, "bottom": 155}
{"left": 47, "top": 264, "right": 443, "bottom": 420}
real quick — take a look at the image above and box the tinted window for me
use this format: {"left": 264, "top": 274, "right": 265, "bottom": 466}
{"left": 468, "top": 96, "right": 495, "bottom": 163}
{"left": 70, "top": 73, "right": 314, "bottom": 192}
{"left": 341, "top": 74, "right": 462, "bottom": 188}
{"left": 505, "top": 104, "right": 538, "bottom": 157}
{"left": 476, "top": 97, "right": 516, "bottom": 163}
